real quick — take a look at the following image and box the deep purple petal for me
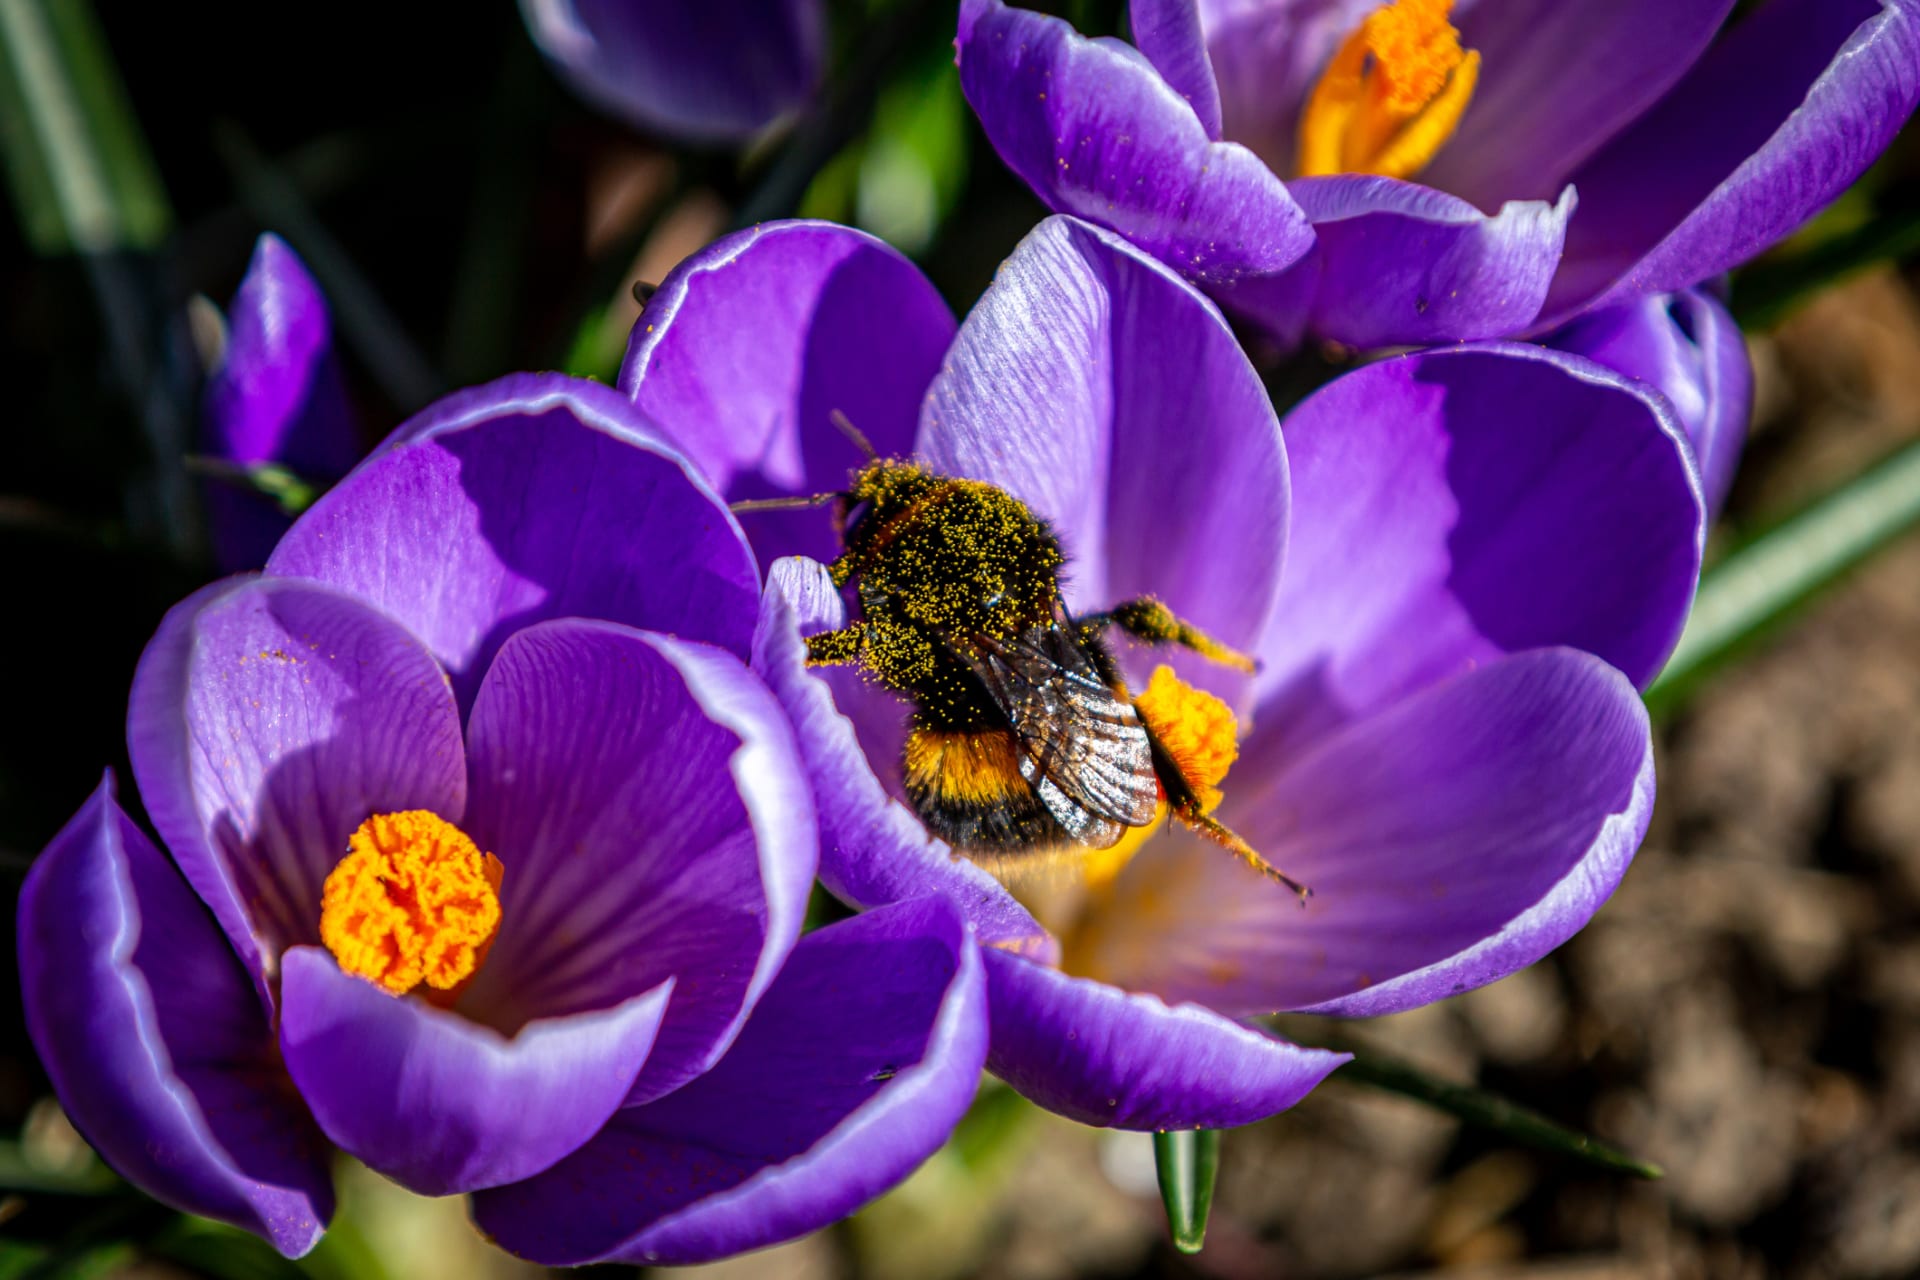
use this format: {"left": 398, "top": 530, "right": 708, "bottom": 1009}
{"left": 619, "top": 220, "right": 955, "bottom": 567}
{"left": 1421, "top": 0, "right": 1737, "bottom": 208}
{"left": 1129, "top": 0, "right": 1223, "bottom": 138}
{"left": 982, "top": 947, "right": 1347, "bottom": 1129}
{"left": 1256, "top": 343, "right": 1702, "bottom": 760}
{"left": 957, "top": 0, "right": 1313, "bottom": 291}
{"left": 203, "top": 234, "right": 361, "bottom": 572}
{"left": 472, "top": 896, "right": 987, "bottom": 1267}
{"left": 126, "top": 577, "right": 466, "bottom": 997}
{"left": 919, "top": 216, "right": 1288, "bottom": 696}
{"left": 1549, "top": 0, "right": 1920, "bottom": 318}
{"left": 519, "top": 0, "right": 823, "bottom": 142}
{"left": 267, "top": 374, "right": 759, "bottom": 710}
{"left": 18, "top": 777, "right": 332, "bottom": 1256}
{"left": 1195, "top": 0, "right": 1377, "bottom": 177}
{"left": 1076, "top": 648, "right": 1653, "bottom": 1016}
{"left": 1549, "top": 288, "right": 1752, "bottom": 516}
{"left": 752, "top": 558, "right": 1052, "bottom": 953}
{"left": 1214, "top": 177, "right": 1574, "bottom": 349}
{"left": 279, "top": 947, "right": 671, "bottom": 1196}
{"left": 458, "top": 619, "right": 815, "bottom": 1105}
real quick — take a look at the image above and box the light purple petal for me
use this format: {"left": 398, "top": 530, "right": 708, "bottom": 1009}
{"left": 957, "top": 0, "right": 1313, "bottom": 291}
{"left": 752, "top": 558, "right": 1052, "bottom": 953}
{"left": 203, "top": 234, "right": 361, "bottom": 572}
{"left": 279, "top": 947, "right": 671, "bottom": 1196}
{"left": 267, "top": 373, "right": 759, "bottom": 710}
{"left": 1421, "top": 0, "right": 1737, "bottom": 208}
{"left": 619, "top": 220, "right": 956, "bottom": 568}
{"left": 520, "top": 0, "right": 823, "bottom": 143}
{"left": 1129, "top": 0, "right": 1223, "bottom": 138}
{"left": 457, "top": 619, "right": 816, "bottom": 1105}
{"left": 1549, "top": 288, "right": 1752, "bottom": 516}
{"left": 1196, "top": 0, "right": 1378, "bottom": 177}
{"left": 982, "top": 947, "right": 1347, "bottom": 1129}
{"left": 1256, "top": 343, "right": 1702, "bottom": 760}
{"left": 1548, "top": 0, "right": 1920, "bottom": 318}
{"left": 472, "top": 896, "right": 987, "bottom": 1267}
{"left": 919, "top": 215, "right": 1288, "bottom": 698}
{"left": 126, "top": 577, "right": 467, "bottom": 999}
{"left": 1078, "top": 648, "right": 1653, "bottom": 1017}
{"left": 18, "top": 777, "right": 332, "bottom": 1256}
{"left": 1215, "top": 177, "right": 1575, "bottom": 349}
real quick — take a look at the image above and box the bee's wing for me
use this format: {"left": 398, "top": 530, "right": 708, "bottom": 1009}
{"left": 966, "top": 628, "right": 1161, "bottom": 847}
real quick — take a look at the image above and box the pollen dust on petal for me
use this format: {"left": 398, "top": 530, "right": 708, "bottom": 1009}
{"left": 319, "top": 810, "right": 504, "bottom": 997}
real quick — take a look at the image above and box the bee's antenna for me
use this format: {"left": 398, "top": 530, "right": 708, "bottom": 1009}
{"left": 830, "top": 409, "right": 879, "bottom": 462}
{"left": 730, "top": 492, "right": 843, "bottom": 515}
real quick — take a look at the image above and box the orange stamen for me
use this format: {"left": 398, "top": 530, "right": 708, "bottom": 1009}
{"left": 1297, "top": 0, "right": 1479, "bottom": 180}
{"left": 320, "top": 811, "right": 504, "bottom": 997}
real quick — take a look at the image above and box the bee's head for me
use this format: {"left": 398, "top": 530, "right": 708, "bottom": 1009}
{"left": 840, "top": 458, "right": 940, "bottom": 538}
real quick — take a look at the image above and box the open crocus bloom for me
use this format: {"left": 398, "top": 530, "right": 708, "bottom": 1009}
{"left": 201, "top": 234, "right": 362, "bottom": 572}
{"left": 520, "top": 0, "right": 823, "bottom": 144}
{"left": 18, "top": 375, "right": 988, "bottom": 1264}
{"left": 956, "top": 0, "right": 1920, "bottom": 348}
{"left": 620, "top": 215, "right": 1707, "bottom": 1128}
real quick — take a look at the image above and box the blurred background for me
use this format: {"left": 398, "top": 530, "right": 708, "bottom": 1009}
{"left": 4, "top": 2, "right": 1920, "bottom": 1277}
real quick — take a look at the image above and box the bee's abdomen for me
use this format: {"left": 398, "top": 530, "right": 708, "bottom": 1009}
{"left": 903, "top": 724, "right": 1066, "bottom": 853}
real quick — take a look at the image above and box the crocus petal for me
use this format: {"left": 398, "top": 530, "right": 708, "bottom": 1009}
{"left": 982, "top": 948, "right": 1348, "bottom": 1129}
{"left": 458, "top": 619, "right": 815, "bottom": 1105}
{"left": 472, "top": 896, "right": 987, "bottom": 1267}
{"left": 919, "top": 216, "right": 1288, "bottom": 690}
{"left": 1129, "top": 0, "right": 1223, "bottom": 138}
{"left": 279, "top": 947, "right": 672, "bottom": 1196}
{"left": 1077, "top": 648, "right": 1653, "bottom": 1017}
{"left": 19, "top": 777, "right": 332, "bottom": 1256}
{"left": 203, "top": 234, "right": 360, "bottom": 572}
{"left": 1421, "top": 0, "right": 1737, "bottom": 208}
{"left": 126, "top": 577, "right": 466, "bottom": 996}
{"left": 1196, "top": 0, "right": 1378, "bottom": 178}
{"left": 619, "top": 220, "right": 956, "bottom": 567}
{"left": 752, "top": 558, "right": 1052, "bottom": 953}
{"left": 1549, "top": 0, "right": 1920, "bottom": 319}
{"left": 957, "top": 0, "right": 1313, "bottom": 291}
{"left": 519, "top": 0, "right": 823, "bottom": 143}
{"left": 1548, "top": 288, "right": 1752, "bottom": 517}
{"left": 1214, "top": 177, "right": 1575, "bottom": 349}
{"left": 267, "top": 374, "right": 759, "bottom": 710}
{"left": 1256, "top": 343, "right": 1701, "bottom": 760}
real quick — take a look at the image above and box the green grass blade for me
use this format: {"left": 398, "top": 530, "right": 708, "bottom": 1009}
{"left": 0, "top": 0, "right": 170, "bottom": 253}
{"left": 1647, "top": 436, "right": 1920, "bottom": 717}
{"left": 1152, "top": 1128, "right": 1220, "bottom": 1254}
{"left": 1334, "top": 1051, "right": 1662, "bottom": 1180}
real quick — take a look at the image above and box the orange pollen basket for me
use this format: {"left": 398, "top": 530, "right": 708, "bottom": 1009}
{"left": 1296, "top": 0, "right": 1480, "bottom": 181}
{"left": 319, "top": 810, "right": 504, "bottom": 998}
{"left": 1134, "top": 665, "right": 1238, "bottom": 811}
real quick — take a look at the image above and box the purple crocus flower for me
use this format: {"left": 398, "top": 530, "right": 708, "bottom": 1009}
{"left": 19, "top": 374, "right": 988, "bottom": 1264}
{"left": 618, "top": 214, "right": 1707, "bottom": 1129}
{"left": 201, "top": 235, "right": 361, "bottom": 573}
{"left": 956, "top": 0, "right": 1920, "bottom": 348}
{"left": 520, "top": 0, "right": 824, "bottom": 144}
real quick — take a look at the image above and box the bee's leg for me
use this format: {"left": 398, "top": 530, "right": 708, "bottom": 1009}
{"left": 1079, "top": 596, "right": 1257, "bottom": 673}
{"left": 804, "top": 622, "right": 867, "bottom": 667}
{"left": 1175, "top": 803, "right": 1311, "bottom": 904}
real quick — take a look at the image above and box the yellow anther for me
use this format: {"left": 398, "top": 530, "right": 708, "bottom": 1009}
{"left": 1297, "top": 0, "right": 1479, "bottom": 181}
{"left": 320, "top": 811, "right": 504, "bottom": 997}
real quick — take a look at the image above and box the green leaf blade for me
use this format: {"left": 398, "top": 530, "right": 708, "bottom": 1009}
{"left": 1152, "top": 1127, "right": 1220, "bottom": 1254}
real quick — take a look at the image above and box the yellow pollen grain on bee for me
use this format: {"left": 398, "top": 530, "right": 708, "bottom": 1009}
{"left": 1134, "top": 665, "right": 1238, "bottom": 809}
{"left": 1297, "top": 0, "right": 1479, "bottom": 181}
{"left": 319, "top": 810, "right": 504, "bottom": 997}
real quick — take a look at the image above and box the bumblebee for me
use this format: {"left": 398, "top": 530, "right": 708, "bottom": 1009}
{"left": 744, "top": 419, "right": 1307, "bottom": 898}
